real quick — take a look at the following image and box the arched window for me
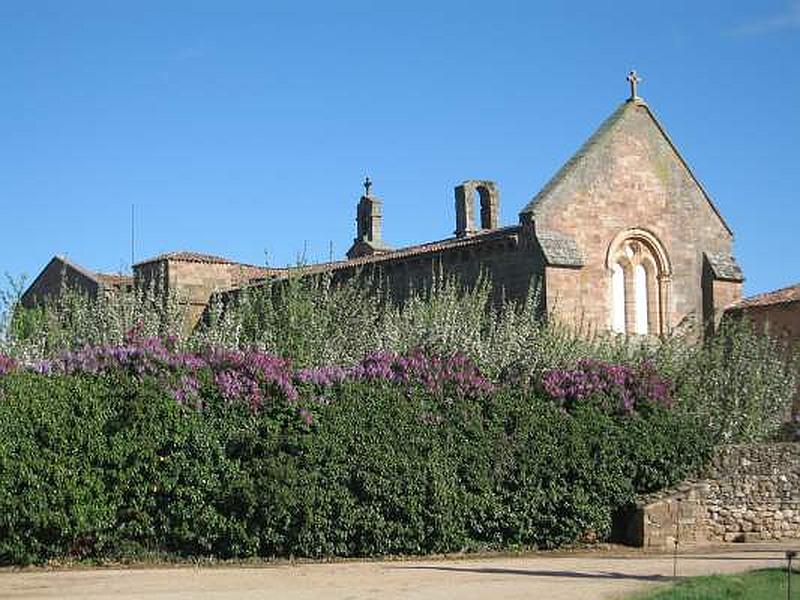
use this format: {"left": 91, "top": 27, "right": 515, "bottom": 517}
{"left": 611, "top": 263, "right": 626, "bottom": 333}
{"left": 607, "top": 230, "right": 670, "bottom": 336}
{"left": 634, "top": 264, "right": 648, "bottom": 335}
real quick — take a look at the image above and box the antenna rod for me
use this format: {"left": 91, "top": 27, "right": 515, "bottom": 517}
{"left": 131, "top": 203, "right": 135, "bottom": 270}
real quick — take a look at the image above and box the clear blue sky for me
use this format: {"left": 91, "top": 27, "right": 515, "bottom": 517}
{"left": 1, "top": 1, "right": 798, "bottom": 296}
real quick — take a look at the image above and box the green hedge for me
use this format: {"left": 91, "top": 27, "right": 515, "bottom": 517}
{"left": 0, "top": 372, "right": 710, "bottom": 564}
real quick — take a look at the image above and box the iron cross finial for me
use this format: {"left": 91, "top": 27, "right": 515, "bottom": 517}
{"left": 627, "top": 70, "right": 642, "bottom": 100}
{"left": 363, "top": 175, "right": 372, "bottom": 196}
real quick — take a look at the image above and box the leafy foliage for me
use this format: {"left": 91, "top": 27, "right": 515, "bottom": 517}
{"left": 2, "top": 270, "right": 795, "bottom": 444}
{"left": 0, "top": 345, "right": 709, "bottom": 564}
{"left": 0, "top": 268, "right": 795, "bottom": 565}
{"left": 647, "top": 319, "right": 798, "bottom": 443}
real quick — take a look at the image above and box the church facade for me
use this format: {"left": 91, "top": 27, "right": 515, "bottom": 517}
{"left": 254, "top": 74, "right": 744, "bottom": 336}
{"left": 23, "top": 75, "right": 744, "bottom": 335}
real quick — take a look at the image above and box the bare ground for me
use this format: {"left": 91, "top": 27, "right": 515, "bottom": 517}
{"left": 1, "top": 544, "right": 798, "bottom": 600}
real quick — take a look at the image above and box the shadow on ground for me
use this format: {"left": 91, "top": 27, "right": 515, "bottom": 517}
{"left": 395, "top": 565, "right": 670, "bottom": 582}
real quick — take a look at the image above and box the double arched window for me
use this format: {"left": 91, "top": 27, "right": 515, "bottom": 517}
{"left": 608, "top": 229, "right": 670, "bottom": 336}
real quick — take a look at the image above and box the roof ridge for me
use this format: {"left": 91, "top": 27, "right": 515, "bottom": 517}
{"left": 54, "top": 254, "right": 102, "bottom": 283}
{"left": 244, "top": 226, "right": 522, "bottom": 282}
{"left": 519, "top": 101, "right": 630, "bottom": 216}
{"left": 133, "top": 250, "right": 237, "bottom": 267}
{"left": 519, "top": 100, "right": 734, "bottom": 237}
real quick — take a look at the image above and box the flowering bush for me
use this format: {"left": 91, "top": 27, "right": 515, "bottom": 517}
{"left": 0, "top": 369, "right": 709, "bottom": 565}
{"left": 541, "top": 359, "right": 673, "bottom": 415}
{"left": 297, "top": 348, "right": 494, "bottom": 398}
{"left": 6, "top": 329, "right": 670, "bottom": 419}
{"left": 0, "top": 328, "right": 706, "bottom": 565}
{"left": 29, "top": 335, "right": 298, "bottom": 413}
{"left": 3, "top": 272, "right": 796, "bottom": 444}
{"left": 0, "top": 354, "right": 15, "bottom": 376}
{"left": 6, "top": 329, "right": 494, "bottom": 420}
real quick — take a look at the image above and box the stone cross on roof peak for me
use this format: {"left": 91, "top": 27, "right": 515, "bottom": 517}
{"left": 627, "top": 70, "right": 642, "bottom": 101}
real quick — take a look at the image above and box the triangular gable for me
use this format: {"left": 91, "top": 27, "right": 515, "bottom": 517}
{"left": 20, "top": 255, "right": 102, "bottom": 307}
{"left": 519, "top": 99, "right": 733, "bottom": 237}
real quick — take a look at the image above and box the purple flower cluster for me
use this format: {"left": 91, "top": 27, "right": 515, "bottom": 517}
{"left": 3, "top": 327, "right": 491, "bottom": 418}
{"left": 35, "top": 336, "right": 177, "bottom": 378}
{"left": 541, "top": 359, "right": 673, "bottom": 415}
{"left": 296, "top": 348, "right": 494, "bottom": 398}
{"left": 27, "top": 333, "right": 297, "bottom": 412}
{"left": 201, "top": 348, "right": 298, "bottom": 406}
{"left": 0, "top": 354, "right": 16, "bottom": 377}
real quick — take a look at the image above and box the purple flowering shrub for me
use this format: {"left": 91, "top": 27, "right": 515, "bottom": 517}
{"left": 0, "top": 325, "right": 493, "bottom": 423}
{"left": 0, "top": 354, "right": 15, "bottom": 376}
{"left": 2, "top": 325, "right": 668, "bottom": 420}
{"left": 296, "top": 348, "right": 494, "bottom": 399}
{"left": 541, "top": 359, "right": 673, "bottom": 415}
{"left": 25, "top": 330, "right": 298, "bottom": 413}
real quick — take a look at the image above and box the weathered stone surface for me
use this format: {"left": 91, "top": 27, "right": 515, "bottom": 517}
{"left": 22, "top": 93, "right": 748, "bottom": 342}
{"left": 624, "top": 443, "right": 800, "bottom": 549}
{"left": 521, "top": 99, "right": 741, "bottom": 334}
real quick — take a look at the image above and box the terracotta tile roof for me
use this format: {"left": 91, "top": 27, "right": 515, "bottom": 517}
{"left": 229, "top": 264, "right": 288, "bottom": 285}
{"left": 134, "top": 251, "right": 238, "bottom": 266}
{"left": 734, "top": 283, "right": 800, "bottom": 310}
{"left": 243, "top": 226, "right": 522, "bottom": 284}
{"left": 335, "top": 225, "right": 520, "bottom": 268}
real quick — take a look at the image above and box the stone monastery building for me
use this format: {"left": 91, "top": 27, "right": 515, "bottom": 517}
{"left": 23, "top": 73, "right": 746, "bottom": 335}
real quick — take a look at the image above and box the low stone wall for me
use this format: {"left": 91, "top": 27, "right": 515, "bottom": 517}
{"left": 618, "top": 443, "right": 800, "bottom": 549}
{"left": 706, "top": 443, "right": 800, "bottom": 542}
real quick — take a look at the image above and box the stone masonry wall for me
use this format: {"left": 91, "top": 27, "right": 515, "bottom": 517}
{"left": 21, "top": 258, "right": 100, "bottom": 309}
{"left": 167, "top": 260, "right": 236, "bottom": 331}
{"left": 624, "top": 443, "right": 800, "bottom": 549}
{"left": 530, "top": 101, "right": 738, "bottom": 333}
{"left": 705, "top": 443, "right": 800, "bottom": 542}
{"left": 331, "top": 233, "right": 542, "bottom": 308}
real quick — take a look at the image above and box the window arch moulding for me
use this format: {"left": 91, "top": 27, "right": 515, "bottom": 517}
{"left": 606, "top": 228, "right": 671, "bottom": 337}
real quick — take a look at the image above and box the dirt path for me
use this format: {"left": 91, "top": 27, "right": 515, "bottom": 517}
{"left": 1, "top": 545, "right": 798, "bottom": 600}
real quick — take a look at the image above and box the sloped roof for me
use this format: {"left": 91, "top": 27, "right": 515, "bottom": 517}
{"left": 53, "top": 254, "right": 102, "bottom": 284}
{"left": 134, "top": 251, "right": 237, "bottom": 266}
{"left": 51, "top": 256, "right": 133, "bottom": 288}
{"left": 704, "top": 252, "right": 744, "bottom": 282}
{"left": 519, "top": 99, "right": 733, "bottom": 237}
{"left": 21, "top": 255, "right": 132, "bottom": 306}
{"left": 734, "top": 283, "right": 800, "bottom": 310}
{"left": 244, "top": 226, "right": 522, "bottom": 284}
{"left": 536, "top": 231, "right": 583, "bottom": 267}
{"left": 229, "top": 264, "right": 288, "bottom": 286}
{"left": 337, "top": 226, "right": 520, "bottom": 269}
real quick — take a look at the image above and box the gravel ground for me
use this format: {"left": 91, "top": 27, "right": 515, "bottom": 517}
{"left": 1, "top": 544, "right": 798, "bottom": 600}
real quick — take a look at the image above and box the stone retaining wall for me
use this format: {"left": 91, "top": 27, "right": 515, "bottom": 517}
{"left": 618, "top": 443, "right": 800, "bottom": 548}
{"left": 706, "top": 443, "right": 800, "bottom": 542}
